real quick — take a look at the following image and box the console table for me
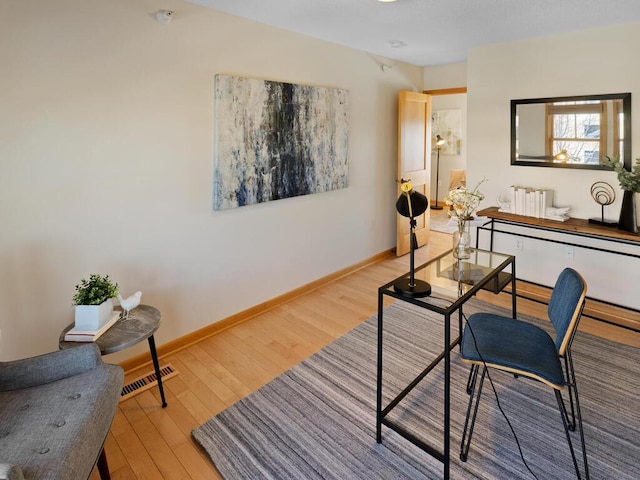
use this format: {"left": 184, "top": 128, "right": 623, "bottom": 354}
{"left": 476, "top": 207, "right": 640, "bottom": 332}
{"left": 376, "top": 248, "right": 515, "bottom": 479}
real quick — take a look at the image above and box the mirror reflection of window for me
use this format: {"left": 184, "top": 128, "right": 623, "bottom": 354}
{"left": 546, "top": 101, "right": 606, "bottom": 165}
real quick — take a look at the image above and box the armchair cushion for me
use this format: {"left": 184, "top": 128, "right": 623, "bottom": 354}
{"left": 0, "top": 344, "right": 123, "bottom": 480}
{"left": 0, "top": 344, "right": 101, "bottom": 392}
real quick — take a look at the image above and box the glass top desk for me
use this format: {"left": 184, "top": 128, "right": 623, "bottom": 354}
{"left": 375, "top": 248, "right": 516, "bottom": 479}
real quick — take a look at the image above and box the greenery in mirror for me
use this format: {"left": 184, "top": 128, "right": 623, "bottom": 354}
{"left": 72, "top": 274, "right": 119, "bottom": 305}
{"left": 604, "top": 156, "right": 640, "bottom": 192}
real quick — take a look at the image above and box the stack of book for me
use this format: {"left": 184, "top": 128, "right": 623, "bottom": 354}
{"left": 64, "top": 312, "right": 121, "bottom": 342}
{"left": 509, "top": 186, "right": 554, "bottom": 218}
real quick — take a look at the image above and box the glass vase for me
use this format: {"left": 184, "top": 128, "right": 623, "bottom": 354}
{"left": 453, "top": 218, "right": 472, "bottom": 259}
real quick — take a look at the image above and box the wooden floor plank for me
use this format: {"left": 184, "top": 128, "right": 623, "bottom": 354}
{"left": 120, "top": 397, "right": 189, "bottom": 480}
{"left": 110, "top": 404, "right": 165, "bottom": 480}
{"left": 173, "top": 441, "right": 222, "bottom": 480}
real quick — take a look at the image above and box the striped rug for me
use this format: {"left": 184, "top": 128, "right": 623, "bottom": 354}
{"left": 192, "top": 299, "right": 640, "bottom": 479}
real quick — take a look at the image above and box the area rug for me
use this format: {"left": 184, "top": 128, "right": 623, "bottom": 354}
{"left": 430, "top": 209, "right": 457, "bottom": 234}
{"left": 192, "top": 299, "right": 640, "bottom": 479}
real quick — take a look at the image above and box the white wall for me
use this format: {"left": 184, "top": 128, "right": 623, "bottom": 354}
{"left": 0, "top": 0, "right": 424, "bottom": 361}
{"left": 466, "top": 22, "right": 640, "bottom": 310}
{"left": 424, "top": 63, "right": 467, "bottom": 91}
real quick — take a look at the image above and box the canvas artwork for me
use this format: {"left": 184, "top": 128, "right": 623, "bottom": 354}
{"left": 432, "top": 109, "right": 462, "bottom": 155}
{"left": 213, "top": 75, "right": 350, "bottom": 211}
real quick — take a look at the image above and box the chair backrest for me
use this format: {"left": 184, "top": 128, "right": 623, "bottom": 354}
{"left": 548, "top": 268, "right": 587, "bottom": 356}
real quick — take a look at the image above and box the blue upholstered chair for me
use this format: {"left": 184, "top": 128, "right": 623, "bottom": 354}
{"left": 459, "top": 267, "right": 589, "bottom": 479}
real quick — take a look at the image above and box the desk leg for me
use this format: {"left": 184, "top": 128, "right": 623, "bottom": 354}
{"left": 148, "top": 335, "right": 168, "bottom": 408}
{"left": 444, "top": 312, "right": 451, "bottom": 480}
{"left": 376, "top": 290, "right": 384, "bottom": 443}
{"left": 511, "top": 261, "right": 517, "bottom": 319}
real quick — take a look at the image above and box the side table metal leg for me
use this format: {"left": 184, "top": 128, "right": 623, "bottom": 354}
{"left": 148, "top": 335, "right": 168, "bottom": 408}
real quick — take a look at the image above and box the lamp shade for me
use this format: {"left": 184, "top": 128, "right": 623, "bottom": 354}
{"left": 396, "top": 182, "right": 428, "bottom": 218}
{"left": 554, "top": 149, "right": 569, "bottom": 162}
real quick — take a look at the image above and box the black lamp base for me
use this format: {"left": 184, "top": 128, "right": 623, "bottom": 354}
{"left": 393, "top": 278, "right": 432, "bottom": 298}
{"left": 430, "top": 204, "right": 444, "bottom": 210}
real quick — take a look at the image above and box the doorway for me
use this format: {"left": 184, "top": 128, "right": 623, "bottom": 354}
{"left": 424, "top": 88, "right": 467, "bottom": 234}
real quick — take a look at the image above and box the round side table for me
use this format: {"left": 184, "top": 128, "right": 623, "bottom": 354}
{"left": 59, "top": 304, "right": 167, "bottom": 407}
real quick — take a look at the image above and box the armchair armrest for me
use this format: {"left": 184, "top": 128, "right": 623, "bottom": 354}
{"left": 0, "top": 463, "right": 25, "bottom": 480}
{"left": 0, "top": 343, "right": 102, "bottom": 392}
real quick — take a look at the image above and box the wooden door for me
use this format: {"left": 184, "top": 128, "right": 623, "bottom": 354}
{"left": 396, "top": 91, "right": 432, "bottom": 256}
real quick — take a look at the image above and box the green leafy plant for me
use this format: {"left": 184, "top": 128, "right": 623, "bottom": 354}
{"left": 72, "top": 274, "right": 119, "bottom": 306}
{"left": 603, "top": 156, "right": 640, "bottom": 193}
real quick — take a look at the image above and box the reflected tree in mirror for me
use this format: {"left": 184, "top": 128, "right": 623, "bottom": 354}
{"left": 511, "top": 93, "right": 631, "bottom": 170}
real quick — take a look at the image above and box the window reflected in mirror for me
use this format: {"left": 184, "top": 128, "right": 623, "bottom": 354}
{"left": 511, "top": 93, "right": 631, "bottom": 170}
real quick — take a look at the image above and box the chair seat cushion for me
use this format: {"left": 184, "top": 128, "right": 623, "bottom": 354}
{"left": 0, "top": 363, "right": 123, "bottom": 480}
{"left": 460, "top": 313, "right": 566, "bottom": 388}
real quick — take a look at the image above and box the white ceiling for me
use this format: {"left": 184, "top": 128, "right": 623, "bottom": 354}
{"left": 185, "top": 0, "right": 640, "bottom": 66}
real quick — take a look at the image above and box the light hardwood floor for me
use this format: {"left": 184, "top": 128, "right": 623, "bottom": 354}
{"left": 93, "top": 231, "right": 639, "bottom": 479}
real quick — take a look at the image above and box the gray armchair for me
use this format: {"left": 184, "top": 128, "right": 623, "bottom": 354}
{"left": 0, "top": 343, "right": 123, "bottom": 480}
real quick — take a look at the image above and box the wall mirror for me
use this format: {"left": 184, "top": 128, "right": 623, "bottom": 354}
{"left": 511, "top": 93, "right": 631, "bottom": 170}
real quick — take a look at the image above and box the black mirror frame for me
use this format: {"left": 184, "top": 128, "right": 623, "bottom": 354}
{"left": 511, "top": 92, "right": 632, "bottom": 170}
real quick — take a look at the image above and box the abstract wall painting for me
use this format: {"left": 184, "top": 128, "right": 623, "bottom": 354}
{"left": 432, "top": 109, "right": 462, "bottom": 155}
{"left": 213, "top": 75, "right": 350, "bottom": 211}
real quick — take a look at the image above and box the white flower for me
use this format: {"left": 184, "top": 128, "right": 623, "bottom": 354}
{"left": 444, "top": 177, "right": 487, "bottom": 221}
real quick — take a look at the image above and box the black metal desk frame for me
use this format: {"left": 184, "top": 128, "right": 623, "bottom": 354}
{"left": 476, "top": 214, "right": 640, "bottom": 333}
{"left": 376, "top": 249, "right": 516, "bottom": 479}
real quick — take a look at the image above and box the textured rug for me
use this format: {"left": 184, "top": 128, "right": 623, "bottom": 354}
{"left": 192, "top": 300, "right": 640, "bottom": 479}
{"left": 430, "top": 209, "right": 457, "bottom": 234}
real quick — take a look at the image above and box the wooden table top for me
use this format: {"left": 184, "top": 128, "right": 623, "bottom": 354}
{"left": 477, "top": 207, "right": 640, "bottom": 244}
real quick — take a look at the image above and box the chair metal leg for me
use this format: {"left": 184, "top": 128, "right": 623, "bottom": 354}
{"left": 466, "top": 364, "right": 479, "bottom": 395}
{"left": 555, "top": 387, "right": 589, "bottom": 479}
{"left": 460, "top": 366, "right": 486, "bottom": 462}
{"left": 562, "top": 352, "right": 578, "bottom": 430}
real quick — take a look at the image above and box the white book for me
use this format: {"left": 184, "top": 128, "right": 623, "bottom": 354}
{"left": 534, "top": 190, "right": 542, "bottom": 218}
{"left": 516, "top": 187, "right": 525, "bottom": 215}
{"left": 64, "top": 312, "right": 121, "bottom": 342}
{"left": 540, "top": 189, "right": 554, "bottom": 219}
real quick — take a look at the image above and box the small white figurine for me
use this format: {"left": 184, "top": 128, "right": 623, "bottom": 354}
{"left": 117, "top": 291, "right": 142, "bottom": 319}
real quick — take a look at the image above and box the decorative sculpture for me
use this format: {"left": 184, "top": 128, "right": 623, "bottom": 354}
{"left": 117, "top": 291, "right": 142, "bottom": 319}
{"left": 588, "top": 182, "right": 617, "bottom": 226}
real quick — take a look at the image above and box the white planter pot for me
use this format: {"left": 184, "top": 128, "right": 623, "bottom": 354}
{"left": 74, "top": 298, "right": 114, "bottom": 331}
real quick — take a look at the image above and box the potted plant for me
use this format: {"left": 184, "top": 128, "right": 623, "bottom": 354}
{"left": 73, "top": 274, "right": 119, "bottom": 330}
{"left": 603, "top": 156, "right": 640, "bottom": 233}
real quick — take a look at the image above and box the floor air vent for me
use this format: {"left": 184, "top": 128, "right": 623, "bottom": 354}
{"left": 120, "top": 364, "right": 179, "bottom": 402}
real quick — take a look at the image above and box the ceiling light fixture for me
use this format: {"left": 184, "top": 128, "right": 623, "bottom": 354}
{"left": 154, "top": 9, "right": 174, "bottom": 24}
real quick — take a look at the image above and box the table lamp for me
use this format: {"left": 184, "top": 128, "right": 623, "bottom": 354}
{"left": 394, "top": 180, "right": 432, "bottom": 298}
{"left": 554, "top": 149, "right": 569, "bottom": 162}
{"left": 430, "top": 134, "right": 447, "bottom": 210}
